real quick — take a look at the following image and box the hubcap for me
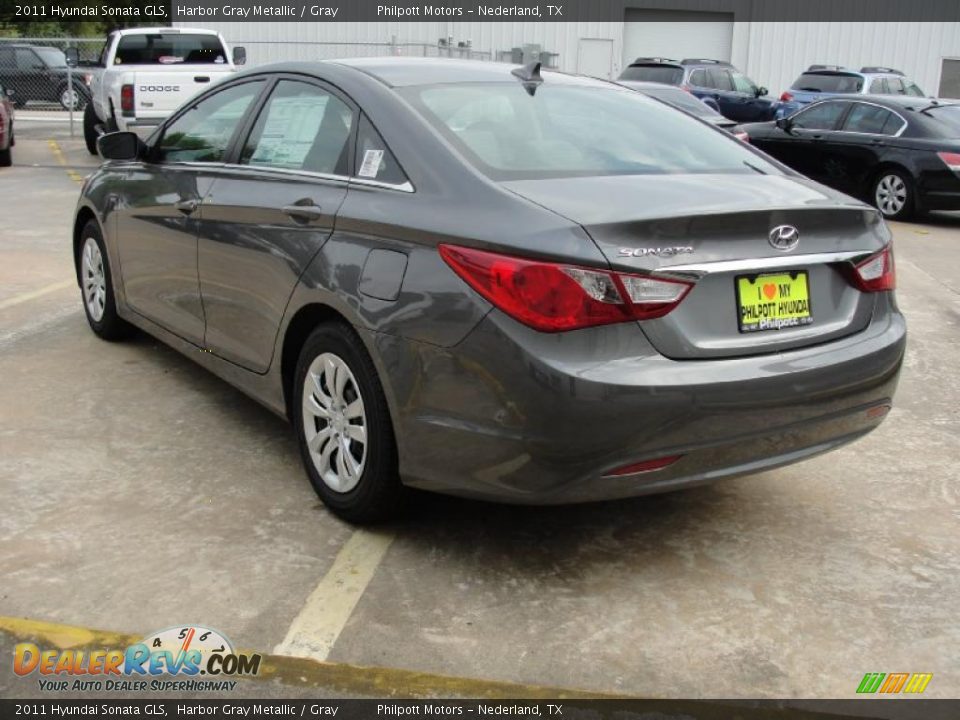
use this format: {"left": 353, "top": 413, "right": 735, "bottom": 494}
{"left": 876, "top": 174, "right": 907, "bottom": 216}
{"left": 62, "top": 89, "right": 79, "bottom": 109}
{"left": 81, "top": 237, "right": 106, "bottom": 322}
{"left": 301, "top": 352, "right": 368, "bottom": 493}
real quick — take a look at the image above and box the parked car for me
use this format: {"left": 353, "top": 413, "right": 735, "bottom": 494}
{"left": 0, "top": 80, "right": 13, "bottom": 167}
{"left": 618, "top": 80, "right": 748, "bottom": 139}
{"left": 0, "top": 43, "right": 90, "bottom": 111}
{"left": 777, "top": 66, "right": 927, "bottom": 118}
{"left": 743, "top": 96, "right": 960, "bottom": 219}
{"left": 76, "top": 59, "right": 904, "bottom": 522}
{"left": 75, "top": 27, "right": 245, "bottom": 155}
{"left": 618, "top": 57, "right": 778, "bottom": 122}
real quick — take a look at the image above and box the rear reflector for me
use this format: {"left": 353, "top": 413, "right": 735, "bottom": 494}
{"left": 438, "top": 244, "right": 694, "bottom": 332}
{"left": 120, "top": 84, "right": 135, "bottom": 117}
{"left": 937, "top": 151, "right": 960, "bottom": 173}
{"left": 851, "top": 245, "right": 895, "bottom": 292}
{"left": 865, "top": 404, "right": 892, "bottom": 419}
{"left": 603, "top": 455, "right": 683, "bottom": 477}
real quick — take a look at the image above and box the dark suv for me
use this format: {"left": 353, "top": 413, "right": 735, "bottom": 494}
{"left": 618, "top": 57, "right": 779, "bottom": 123}
{"left": 0, "top": 44, "right": 90, "bottom": 111}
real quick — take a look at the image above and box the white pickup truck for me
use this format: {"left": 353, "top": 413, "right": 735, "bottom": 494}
{"left": 76, "top": 28, "right": 245, "bottom": 155}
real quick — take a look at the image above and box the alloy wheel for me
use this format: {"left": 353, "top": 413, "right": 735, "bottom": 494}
{"left": 875, "top": 174, "right": 907, "bottom": 217}
{"left": 81, "top": 237, "right": 106, "bottom": 322}
{"left": 301, "top": 352, "right": 368, "bottom": 493}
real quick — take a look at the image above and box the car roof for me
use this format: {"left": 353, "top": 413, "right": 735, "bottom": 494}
{"left": 115, "top": 27, "right": 221, "bottom": 36}
{"left": 328, "top": 57, "right": 610, "bottom": 88}
{"left": 626, "top": 57, "right": 733, "bottom": 69}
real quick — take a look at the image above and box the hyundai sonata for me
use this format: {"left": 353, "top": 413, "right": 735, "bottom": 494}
{"left": 74, "top": 58, "right": 905, "bottom": 522}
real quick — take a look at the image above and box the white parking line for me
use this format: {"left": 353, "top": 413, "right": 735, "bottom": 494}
{"left": 0, "top": 280, "right": 74, "bottom": 311}
{"left": 273, "top": 529, "right": 395, "bottom": 661}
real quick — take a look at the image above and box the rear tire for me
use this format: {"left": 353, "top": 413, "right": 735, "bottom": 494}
{"left": 872, "top": 169, "right": 915, "bottom": 220}
{"left": 76, "top": 220, "right": 133, "bottom": 341}
{"left": 293, "top": 322, "right": 402, "bottom": 523}
{"left": 83, "top": 103, "right": 99, "bottom": 155}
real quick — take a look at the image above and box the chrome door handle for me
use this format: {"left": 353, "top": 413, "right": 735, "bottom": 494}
{"left": 282, "top": 204, "right": 324, "bottom": 223}
{"left": 175, "top": 199, "right": 199, "bottom": 215}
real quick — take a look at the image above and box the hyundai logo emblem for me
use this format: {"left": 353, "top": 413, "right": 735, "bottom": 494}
{"left": 769, "top": 225, "right": 800, "bottom": 251}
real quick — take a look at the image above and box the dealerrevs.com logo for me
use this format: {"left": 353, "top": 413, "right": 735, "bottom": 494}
{"left": 14, "top": 625, "right": 261, "bottom": 692}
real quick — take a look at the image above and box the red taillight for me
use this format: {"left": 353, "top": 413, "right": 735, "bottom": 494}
{"left": 438, "top": 244, "right": 694, "bottom": 332}
{"left": 780, "top": 91, "right": 794, "bottom": 102}
{"left": 937, "top": 151, "right": 960, "bottom": 173}
{"left": 851, "top": 246, "right": 895, "bottom": 292}
{"left": 603, "top": 455, "right": 683, "bottom": 477}
{"left": 120, "top": 84, "right": 135, "bottom": 116}
{"left": 734, "top": 131, "right": 750, "bottom": 143}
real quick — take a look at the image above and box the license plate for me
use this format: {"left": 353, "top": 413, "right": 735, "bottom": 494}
{"left": 736, "top": 271, "right": 812, "bottom": 333}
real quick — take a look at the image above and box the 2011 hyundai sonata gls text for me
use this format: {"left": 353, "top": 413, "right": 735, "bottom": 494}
{"left": 74, "top": 58, "right": 905, "bottom": 522}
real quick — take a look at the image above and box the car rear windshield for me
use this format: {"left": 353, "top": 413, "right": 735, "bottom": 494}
{"left": 401, "top": 82, "right": 780, "bottom": 181}
{"left": 791, "top": 73, "right": 864, "bottom": 93}
{"left": 114, "top": 34, "right": 228, "bottom": 65}
{"left": 618, "top": 65, "right": 684, "bottom": 84}
{"left": 925, "top": 105, "right": 960, "bottom": 136}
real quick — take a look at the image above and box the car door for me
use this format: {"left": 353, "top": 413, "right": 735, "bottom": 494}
{"left": 753, "top": 100, "right": 850, "bottom": 182}
{"left": 705, "top": 68, "right": 739, "bottom": 120}
{"left": 196, "top": 77, "right": 354, "bottom": 372}
{"left": 114, "top": 79, "right": 266, "bottom": 345}
{"left": 826, "top": 102, "right": 906, "bottom": 196}
{"left": 729, "top": 71, "right": 769, "bottom": 122}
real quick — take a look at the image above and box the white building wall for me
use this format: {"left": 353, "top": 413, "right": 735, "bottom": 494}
{"left": 177, "top": 19, "right": 960, "bottom": 97}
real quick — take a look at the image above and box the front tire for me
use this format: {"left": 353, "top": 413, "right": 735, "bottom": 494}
{"left": 77, "top": 220, "right": 133, "bottom": 341}
{"left": 872, "top": 169, "right": 915, "bottom": 220}
{"left": 83, "top": 103, "right": 99, "bottom": 155}
{"left": 293, "top": 323, "right": 402, "bottom": 523}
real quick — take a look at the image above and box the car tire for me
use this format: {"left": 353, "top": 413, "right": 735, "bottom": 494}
{"left": 83, "top": 103, "right": 99, "bottom": 155}
{"left": 0, "top": 146, "right": 10, "bottom": 167}
{"left": 293, "top": 322, "right": 402, "bottom": 523}
{"left": 872, "top": 169, "right": 915, "bottom": 221}
{"left": 76, "top": 220, "right": 133, "bottom": 341}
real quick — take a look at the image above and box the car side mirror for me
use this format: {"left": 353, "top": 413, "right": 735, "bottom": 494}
{"left": 232, "top": 47, "right": 246, "bottom": 66}
{"left": 775, "top": 116, "right": 793, "bottom": 132}
{"left": 64, "top": 48, "right": 79, "bottom": 68}
{"left": 97, "top": 132, "right": 143, "bottom": 161}
{"left": 756, "top": 86, "right": 768, "bottom": 97}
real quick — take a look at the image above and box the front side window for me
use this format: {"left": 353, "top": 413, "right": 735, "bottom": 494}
{"left": 159, "top": 81, "right": 263, "bottom": 163}
{"left": 402, "top": 82, "right": 782, "bottom": 181}
{"left": 33, "top": 47, "right": 66, "bottom": 68}
{"left": 791, "top": 101, "right": 848, "bottom": 130}
{"left": 15, "top": 49, "right": 40, "bottom": 70}
{"left": 240, "top": 80, "right": 353, "bottom": 175}
{"left": 689, "top": 69, "right": 709, "bottom": 88}
{"left": 843, "top": 104, "right": 901, "bottom": 135}
{"left": 115, "top": 33, "right": 228, "bottom": 66}
{"left": 731, "top": 72, "right": 757, "bottom": 94}
{"left": 709, "top": 69, "right": 734, "bottom": 92}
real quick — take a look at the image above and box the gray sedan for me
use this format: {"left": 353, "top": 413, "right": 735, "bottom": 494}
{"left": 74, "top": 58, "right": 905, "bottom": 522}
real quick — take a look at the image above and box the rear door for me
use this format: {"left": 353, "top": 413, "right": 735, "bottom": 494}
{"left": 826, "top": 102, "right": 907, "bottom": 195}
{"left": 197, "top": 77, "right": 354, "bottom": 372}
{"left": 115, "top": 79, "right": 265, "bottom": 344}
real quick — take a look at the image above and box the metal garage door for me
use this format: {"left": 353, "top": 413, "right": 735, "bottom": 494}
{"left": 623, "top": 9, "right": 734, "bottom": 70}
{"left": 940, "top": 59, "right": 960, "bottom": 99}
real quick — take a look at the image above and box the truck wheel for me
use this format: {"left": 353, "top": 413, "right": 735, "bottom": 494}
{"left": 83, "top": 103, "right": 99, "bottom": 155}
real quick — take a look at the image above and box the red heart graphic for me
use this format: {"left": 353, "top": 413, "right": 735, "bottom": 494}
{"left": 762, "top": 283, "right": 777, "bottom": 300}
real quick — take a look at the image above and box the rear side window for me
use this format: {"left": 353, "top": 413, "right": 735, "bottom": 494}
{"left": 618, "top": 65, "right": 683, "bottom": 85}
{"left": 730, "top": 72, "right": 757, "bottom": 94}
{"left": 869, "top": 78, "right": 888, "bottom": 94}
{"left": 115, "top": 33, "right": 228, "bottom": 65}
{"left": 792, "top": 101, "right": 848, "bottom": 130}
{"left": 402, "top": 82, "right": 782, "bottom": 180}
{"left": 240, "top": 80, "right": 353, "bottom": 176}
{"left": 159, "top": 81, "right": 263, "bottom": 163}
{"left": 792, "top": 73, "right": 863, "bottom": 93}
{"left": 843, "top": 104, "right": 903, "bottom": 135}
{"left": 354, "top": 115, "right": 408, "bottom": 185}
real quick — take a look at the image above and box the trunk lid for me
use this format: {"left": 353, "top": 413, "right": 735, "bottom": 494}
{"left": 131, "top": 67, "right": 235, "bottom": 121}
{"left": 502, "top": 173, "right": 886, "bottom": 359}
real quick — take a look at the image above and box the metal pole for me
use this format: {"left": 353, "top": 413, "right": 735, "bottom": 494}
{"left": 66, "top": 42, "right": 74, "bottom": 137}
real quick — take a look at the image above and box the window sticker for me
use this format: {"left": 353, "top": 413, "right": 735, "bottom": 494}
{"left": 358, "top": 149, "right": 384, "bottom": 178}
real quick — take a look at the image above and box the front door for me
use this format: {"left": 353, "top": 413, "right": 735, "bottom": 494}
{"left": 198, "top": 78, "right": 354, "bottom": 372}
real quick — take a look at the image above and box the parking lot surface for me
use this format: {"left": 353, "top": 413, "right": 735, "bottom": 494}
{"left": 1, "top": 120, "right": 958, "bottom": 700}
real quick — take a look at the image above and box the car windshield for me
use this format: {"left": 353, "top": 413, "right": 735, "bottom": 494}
{"left": 618, "top": 65, "right": 684, "bottom": 84}
{"left": 402, "top": 82, "right": 779, "bottom": 180}
{"left": 791, "top": 73, "right": 863, "bottom": 93}
{"left": 34, "top": 47, "right": 66, "bottom": 68}
{"left": 631, "top": 85, "right": 721, "bottom": 118}
{"left": 114, "top": 33, "right": 228, "bottom": 65}
{"left": 925, "top": 105, "right": 960, "bottom": 137}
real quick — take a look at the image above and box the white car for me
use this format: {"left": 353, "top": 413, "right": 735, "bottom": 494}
{"left": 77, "top": 27, "right": 245, "bottom": 155}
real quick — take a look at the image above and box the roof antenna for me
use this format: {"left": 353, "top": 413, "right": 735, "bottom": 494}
{"left": 511, "top": 61, "right": 543, "bottom": 96}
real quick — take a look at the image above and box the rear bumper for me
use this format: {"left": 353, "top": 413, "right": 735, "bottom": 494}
{"left": 377, "top": 296, "right": 906, "bottom": 504}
